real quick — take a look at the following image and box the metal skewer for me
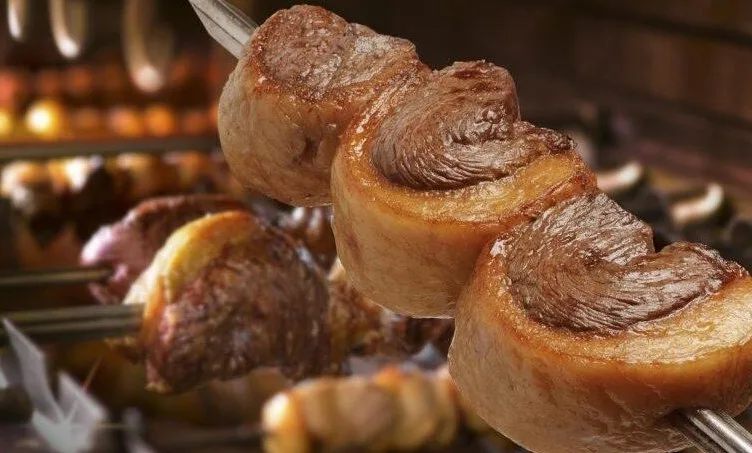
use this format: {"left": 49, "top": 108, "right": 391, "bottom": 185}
{"left": 0, "top": 134, "right": 219, "bottom": 162}
{"left": 183, "top": 1, "right": 752, "bottom": 453}
{"left": 1, "top": 304, "right": 143, "bottom": 347}
{"left": 189, "top": 0, "right": 257, "bottom": 59}
{"left": 674, "top": 410, "right": 752, "bottom": 453}
{"left": 0, "top": 266, "right": 111, "bottom": 288}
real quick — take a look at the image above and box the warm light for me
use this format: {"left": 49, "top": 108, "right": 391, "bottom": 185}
{"left": 97, "top": 63, "right": 128, "bottom": 100}
{"left": 64, "top": 66, "right": 94, "bottom": 99}
{"left": 71, "top": 108, "right": 103, "bottom": 135}
{"left": 0, "top": 70, "right": 29, "bottom": 106}
{"left": 62, "top": 158, "right": 90, "bottom": 191}
{"left": 134, "top": 65, "right": 165, "bottom": 94}
{"left": 180, "top": 109, "right": 211, "bottom": 135}
{"left": 28, "top": 108, "right": 54, "bottom": 134}
{"left": 34, "top": 70, "right": 63, "bottom": 98}
{"left": 262, "top": 393, "right": 291, "bottom": 429}
{"left": 24, "top": 100, "right": 66, "bottom": 139}
{"left": 168, "top": 52, "right": 194, "bottom": 87}
{"left": 108, "top": 107, "right": 145, "bottom": 137}
{"left": 143, "top": 104, "right": 177, "bottom": 137}
{"left": 0, "top": 108, "right": 15, "bottom": 136}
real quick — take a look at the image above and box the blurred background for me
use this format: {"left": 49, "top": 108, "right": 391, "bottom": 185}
{"left": 0, "top": 1, "right": 750, "bottom": 452}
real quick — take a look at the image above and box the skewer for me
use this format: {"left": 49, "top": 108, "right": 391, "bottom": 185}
{"left": 189, "top": 0, "right": 257, "bottom": 59}
{"left": 0, "top": 134, "right": 218, "bottom": 161}
{"left": 184, "top": 1, "right": 752, "bottom": 453}
{"left": 0, "top": 266, "right": 111, "bottom": 288}
{"left": 0, "top": 304, "right": 142, "bottom": 347}
{"left": 674, "top": 410, "right": 752, "bottom": 453}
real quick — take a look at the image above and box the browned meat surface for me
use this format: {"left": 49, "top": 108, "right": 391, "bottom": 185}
{"left": 333, "top": 60, "right": 594, "bottom": 317}
{"left": 371, "top": 62, "right": 571, "bottom": 191}
{"left": 450, "top": 192, "right": 752, "bottom": 453}
{"left": 219, "top": 4, "right": 428, "bottom": 205}
{"left": 122, "top": 211, "right": 332, "bottom": 393}
{"left": 81, "top": 194, "right": 248, "bottom": 305}
{"left": 216, "top": 7, "right": 752, "bottom": 452}
{"left": 505, "top": 193, "right": 744, "bottom": 333}
{"left": 98, "top": 209, "right": 450, "bottom": 393}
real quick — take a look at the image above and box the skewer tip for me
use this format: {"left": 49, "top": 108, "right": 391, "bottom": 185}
{"left": 188, "top": 0, "right": 256, "bottom": 59}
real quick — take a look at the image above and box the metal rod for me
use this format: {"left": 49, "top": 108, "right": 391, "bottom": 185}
{"left": 188, "top": 3, "right": 752, "bottom": 453}
{"left": 3, "top": 304, "right": 142, "bottom": 326}
{"left": 0, "top": 134, "right": 218, "bottom": 161}
{"left": 0, "top": 266, "right": 111, "bottom": 288}
{"left": 188, "top": 0, "right": 256, "bottom": 59}
{"left": 0, "top": 319, "right": 140, "bottom": 346}
{"left": 674, "top": 409, "right": 752, "bottom": 453}
{"left": 0, "top": 304, "right": 144, "bottom": 347}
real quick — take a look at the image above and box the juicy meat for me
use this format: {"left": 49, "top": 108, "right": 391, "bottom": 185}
{"left": 372, "top": 61, "right": 572, "bottom": 190}
{"left": 103, "top": 212, "right": 452, "bottom": 393}
{"left": 332, "top": 60, "right": 595, "bottom": 317}
{"left": 504, "top": 193, "right": 745, "bottom": 333}
{"left": 450, "top": 192, "right": 752, "bottom": 453}
{"left": 213, "top": 7, "right": 752, "bottom": 452}
{"left": 219, "top": 4, "right": 427, "bottom": 205}
{"left": 81, "top": 194, "right": 249, "bottom": 305}
{"left": 122, "top": 211, "right": 331, "bottom": 393}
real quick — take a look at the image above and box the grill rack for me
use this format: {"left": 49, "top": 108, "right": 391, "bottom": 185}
{"left": 0, "top": 134, "right": 220, "bottom": 162}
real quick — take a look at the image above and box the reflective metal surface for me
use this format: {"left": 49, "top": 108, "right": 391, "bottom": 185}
{"left": 189, "top": 0, "right": 256, "bottom": 59}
